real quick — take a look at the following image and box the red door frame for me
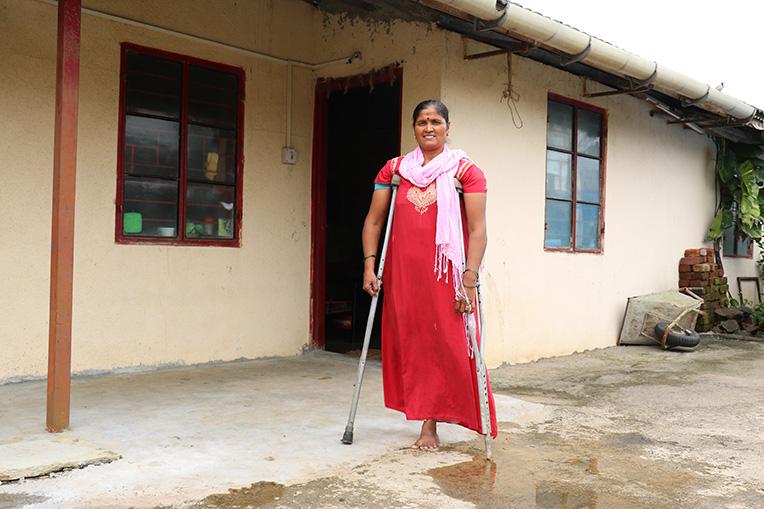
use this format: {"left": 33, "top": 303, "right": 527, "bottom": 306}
{"left": 309, "top": 67, "right": 403, "bottom": 348}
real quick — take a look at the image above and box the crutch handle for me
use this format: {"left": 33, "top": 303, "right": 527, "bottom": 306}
{"left": 454, "top": 178, "right": 463, "bottom": 193}
{"left": 391, "top": 174, "right": 401, "bottom": 187}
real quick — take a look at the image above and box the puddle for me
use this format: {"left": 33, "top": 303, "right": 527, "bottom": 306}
{"left": 428, "top": 432, "right": 697, "bottom": 509}
{"left": 194, "top": 481, "right": 285, "bottom": 508}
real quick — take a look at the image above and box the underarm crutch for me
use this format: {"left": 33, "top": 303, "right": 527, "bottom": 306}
{"left": 456, "top": 178, "right": 492, "bottom": 459}
{"left": 342, "top": 174, "right": 401, "bottom": 445}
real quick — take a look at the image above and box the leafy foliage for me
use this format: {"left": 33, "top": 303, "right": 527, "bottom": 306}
{"left": 707, "top": 139, "right": 764, "bottom": 241}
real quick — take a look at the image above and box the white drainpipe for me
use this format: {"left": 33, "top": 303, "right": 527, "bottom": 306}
{"left": 436, "top": 0, "right": 758, "bottom": 121}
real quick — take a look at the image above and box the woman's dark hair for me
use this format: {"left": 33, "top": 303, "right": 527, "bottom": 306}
{"left": 412, "top": 99, "right": 449, "bottom": 126}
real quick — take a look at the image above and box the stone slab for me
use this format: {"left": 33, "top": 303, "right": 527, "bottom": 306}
{"left": 0, "top": 435, "right": 120, "bottom": 481}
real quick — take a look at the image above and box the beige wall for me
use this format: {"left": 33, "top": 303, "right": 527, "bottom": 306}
{"left": 0, "top": 0, "right": 325, "bottom": 381}
{"left": 1, "top": 2, "right": 758, "bottom": 381}
{"left": 440, "top": 34, "right": 742, "bottom": 365}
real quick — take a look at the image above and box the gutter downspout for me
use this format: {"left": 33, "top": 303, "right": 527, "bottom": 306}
{"left": 435, "top": 0, "right": 759, "bottom": 123}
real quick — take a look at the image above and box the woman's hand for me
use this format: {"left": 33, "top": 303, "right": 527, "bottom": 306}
{"left": 455, "top": 272, "right": 478, "bottom": 314}
{"left": 363, "top": 269, "right": 380, "bottom": 296}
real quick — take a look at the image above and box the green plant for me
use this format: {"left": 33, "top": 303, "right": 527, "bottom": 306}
{"left": 750, "top": 302, "right": 764, "bottom": 327}
{"left": 706, "top": 139, "right": 764, "bottom": 242}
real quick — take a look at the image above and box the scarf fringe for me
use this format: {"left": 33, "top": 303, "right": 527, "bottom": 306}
{"left": 436, "top": 243, "right": 475, "bottom": 358}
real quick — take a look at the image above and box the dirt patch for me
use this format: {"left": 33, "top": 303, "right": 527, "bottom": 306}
{"left": 0, "top": 492, "right": 48, "bottom": 509}
{"left": 193, "top": 481, "right": 285, "bottom": 508}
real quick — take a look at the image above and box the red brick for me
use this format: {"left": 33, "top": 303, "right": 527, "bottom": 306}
{"left": 688, "top": 272, "right": 710, "bottom": 280}
{"left": 679, "top": 264, "right": 693, "bottom": 272}
{"left": 680, "top": 256, "right": 705, "bottom": 265}
{"left": 693, "top": 264, "right": 711, "bottom": 272}
{"left": 679, "top": 279, "right": 692, "bottom": 287}
{"left": 699, "top": 248, "right": 708, "bottom": 257}
{"left": 706, "top": 254, "right": 714, "bottom": 263}
{"left": 684, "top": 248, "right": 701, "bottom": 257}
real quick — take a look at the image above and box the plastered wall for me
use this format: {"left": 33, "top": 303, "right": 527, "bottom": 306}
{"left": 0, "top": 1, "right": 758, "bottom": 380}
{"left": 440, "top": 34, "right": 730, "bottom": 365}
{"left": 0, "top": 0, "right": 324, "bottom": 381}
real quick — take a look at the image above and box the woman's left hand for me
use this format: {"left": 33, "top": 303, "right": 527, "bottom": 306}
{"left": 455, "top": 284, "right": 477, "bottom": 314}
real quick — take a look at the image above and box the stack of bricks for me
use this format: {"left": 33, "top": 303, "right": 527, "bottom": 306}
{"left": 678, "top": 248, "right": 729, "bottom": 332}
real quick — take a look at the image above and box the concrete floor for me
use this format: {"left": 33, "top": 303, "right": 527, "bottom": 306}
{"left": 2, "top": 339, "right": 763, "bottom": 508}
{"left": 0, "top": 351, "right": 543, "bottom": 508}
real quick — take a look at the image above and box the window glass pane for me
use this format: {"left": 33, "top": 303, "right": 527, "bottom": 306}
{"left": 577, "top": 109, "right": 602, "bottom": 157}
{"left": 125, "top": 52, "right": 181, "bottom": 119}
{"left": 737, "top": 234, "right": 751, "bottom": 256}
{"left": 187, "top": 125, "right": 236, "bottom": 185}
{"left": 722, "top": 226, "right": 735, "bottom": 255}
{"left": 185, "top": 183, "right": 236, "bottom": 239}
{"left": 123, "top": 177, "right": 179, "bottom": 237}
{"left": 188, "top": 65, "right": 238, "bottom": 129}
{"left": 547, "top": 101, "right": 573, "bottom": 151}
{"left": 576, "top": 156, "right": 601, "bottom": 203}
{"left": 124, "top": 115, "right": 179, "bottom": 178}
{"left": 575, "top": 203, "right": 600, "bottom": 250}
{"left": 545, "top": 199, "right": 572, "bottom": 249}
{"left": 546, "top": 150, "right": 572, "bottom": 200}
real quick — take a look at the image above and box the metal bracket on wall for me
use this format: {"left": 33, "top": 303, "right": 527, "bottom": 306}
{"left": 583, "top": 68, "right": 657, "bottom": 98}
{"left": 680, "top": 86, "right": 710, "bottom": 108}
{"left": 560, "top": 37, "right": 591, "bottom": 66}
{"left": 472, "top": 7, "right": 509, "bottom": 32}
{"left": 463, "top": 41, "right": 536, "bottom": 61}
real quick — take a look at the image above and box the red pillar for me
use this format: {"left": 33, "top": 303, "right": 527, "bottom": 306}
{"left": 47, "top": 0, "right": 81, "bottom": 432}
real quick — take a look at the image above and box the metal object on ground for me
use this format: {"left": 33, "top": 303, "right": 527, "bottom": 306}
{"left": 618, "top": 290, "right": 702, "bottom": 347}
{"left": 342, "top": 174, "right": 400, "bottom": 445}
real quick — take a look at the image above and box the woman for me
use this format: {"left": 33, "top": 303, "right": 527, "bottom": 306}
{"left": 361, "top": 99, "right": 498, "bottom": 450}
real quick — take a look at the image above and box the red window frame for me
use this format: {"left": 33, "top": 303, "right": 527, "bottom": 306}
{"left": 544, "top": 93, "right": 608, "bottom": 254}
{"left": 115, "top": 43, "right": 245, "bottom": 247}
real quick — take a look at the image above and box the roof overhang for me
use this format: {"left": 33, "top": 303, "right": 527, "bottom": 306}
{"left": 308, "top": 0, "right": 764, "bottom": 144}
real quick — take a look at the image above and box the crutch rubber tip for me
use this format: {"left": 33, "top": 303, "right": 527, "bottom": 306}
{"left": 341, "top": 428, "right": 354, "bottom": 444}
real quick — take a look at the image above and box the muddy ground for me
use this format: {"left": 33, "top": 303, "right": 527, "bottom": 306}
{"left": 186, "top": 338, "right": 764, "bottom": 509}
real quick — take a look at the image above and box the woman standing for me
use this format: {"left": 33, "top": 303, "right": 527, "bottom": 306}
{"left": 361, "top": 99, "right": 498, "bottom": 450}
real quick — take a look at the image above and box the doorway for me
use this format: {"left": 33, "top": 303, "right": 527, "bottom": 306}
{"left": 311, "top": 67, "right": 402, "bottom": 353}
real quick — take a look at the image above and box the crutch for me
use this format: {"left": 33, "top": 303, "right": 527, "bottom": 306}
{"left": 342, "top": 174, "right": 401, "bottom": 445}
{"left": 455, "top": 178, "right": 492, "bottom": 460}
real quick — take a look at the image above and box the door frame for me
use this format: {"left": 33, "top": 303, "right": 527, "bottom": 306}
{"left": 309, "top": 66, "right": 403, "bottom": 348}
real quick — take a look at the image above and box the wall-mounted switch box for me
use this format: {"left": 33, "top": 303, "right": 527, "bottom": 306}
{"left": 281, "top": 147, "right": 297, "bottom": 165}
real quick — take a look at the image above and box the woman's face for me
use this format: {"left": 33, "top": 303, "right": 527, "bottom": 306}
{"left": 414, "top": 107, "right": 449, "bottom": 153}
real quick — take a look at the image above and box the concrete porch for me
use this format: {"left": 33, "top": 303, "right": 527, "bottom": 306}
{"left": 0, "top": 352, "right": 542, "bottom": 508}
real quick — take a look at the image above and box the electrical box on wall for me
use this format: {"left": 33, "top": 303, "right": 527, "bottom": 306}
{"left": 281, "top": 147, "right": 297, "bottom": 165}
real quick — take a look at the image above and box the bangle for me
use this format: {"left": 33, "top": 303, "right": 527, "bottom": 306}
{"left": 363, "top": 254, "right": 376, "bottom": 261}
{"left": 463, "top": 268, "right": 479, "bottom": 280}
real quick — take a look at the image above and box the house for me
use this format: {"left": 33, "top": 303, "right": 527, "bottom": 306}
{"left": 2, "top": 0, "right": 762, "bottom": 428}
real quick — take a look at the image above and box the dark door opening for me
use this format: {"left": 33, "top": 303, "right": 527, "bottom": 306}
{"left": 311, "top": 69, "right": 402, "bottom": 354}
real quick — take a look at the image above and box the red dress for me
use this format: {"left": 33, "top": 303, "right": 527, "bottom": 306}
{"left": 374, "top": 156, "right": 498, "bottom": 438}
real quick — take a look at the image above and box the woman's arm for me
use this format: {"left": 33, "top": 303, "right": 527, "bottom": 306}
{"left": 361, "top": 188, "right": 392, "bottom": 295}
{"left": 456, "top": 192, "right": 487, "bottom": 314}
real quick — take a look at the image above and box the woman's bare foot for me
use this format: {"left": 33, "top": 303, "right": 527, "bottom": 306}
{"left": 412, "top": 420, "right": 440, "bottom": 450}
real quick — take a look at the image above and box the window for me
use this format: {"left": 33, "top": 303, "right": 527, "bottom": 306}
{"left": 544, "top": 94, "right": 606, "bottom": 252}
{"left": 117, "top": 44, "right": 244, "bottom": 246}
{"left": 722, "top": 226, "right": 752, "bottom": 258}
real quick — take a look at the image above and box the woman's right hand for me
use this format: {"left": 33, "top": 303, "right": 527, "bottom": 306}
{"left": 363, "top": 269, "right": 380, "bottom": 296}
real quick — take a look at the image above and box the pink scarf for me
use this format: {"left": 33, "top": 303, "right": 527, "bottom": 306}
{"left": 398, "top": 145, "right": 467, "bottom": 300}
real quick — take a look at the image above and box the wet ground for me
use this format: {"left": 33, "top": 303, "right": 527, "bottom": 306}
{"left": 187, "top": 338, "right": 764, "bottom": 509}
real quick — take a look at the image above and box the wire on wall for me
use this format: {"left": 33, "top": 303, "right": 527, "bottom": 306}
{"left": 501, "top": 52, "right": 523, "bottom": 129}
